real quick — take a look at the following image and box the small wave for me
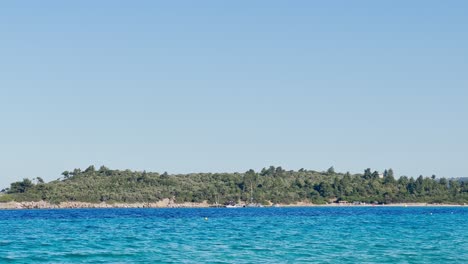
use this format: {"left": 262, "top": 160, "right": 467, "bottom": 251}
{"left": 0, "top": 240, "right": 12, "bottom": 246}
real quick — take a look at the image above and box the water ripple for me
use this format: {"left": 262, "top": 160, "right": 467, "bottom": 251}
{"left": 0, "top": 207, "right": 466, "bottom": 263}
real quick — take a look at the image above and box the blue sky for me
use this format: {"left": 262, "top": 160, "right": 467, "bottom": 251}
{"left": 1, "top": 1, "right": 467, "bottom": 188}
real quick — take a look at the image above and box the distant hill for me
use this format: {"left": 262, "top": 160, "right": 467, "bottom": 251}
{"left": 1, "top": 166, "right": 467, "bottom": 204}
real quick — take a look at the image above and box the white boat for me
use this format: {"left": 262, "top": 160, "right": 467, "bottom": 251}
{"left": 246, "top": 203, "right": 264, "bottom": 208}
{"left": 225, "top": 204, "right": 242, "bottom": 208}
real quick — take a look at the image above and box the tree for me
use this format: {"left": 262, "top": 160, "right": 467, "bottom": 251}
{"left": 275, "top": 166, "right": 285, "bottom": 174}
{"left": 71, "top": 168, "right": 81, "bottom": 176}
{"left": 8, "top": 178, "right": 34, "bottom": 193}
{"left": 439, "top": 178, "right": 448, "bottom": 187}
{"left": 415, "top": 175, "right": 424, "bottom": 194}
{"left": 316, "top": 182, "right": 334, "bottom": 198}
{"left": 244, "top": 169, "right": 258, "bottom": 202}
{"left": 84, "top": 165, "right": 96, "bottom": 173}
{"left": 260, "top": 166, "right": 276, "bottom": 177}
{"left": 407, "top": 178, "right": 416, "bottom": 194}
{"left": 384, "top": 169, "right": 396, "bottom": 184}
{"left": 363, "top": 168, "right": 372, "bottom": 179}
{"left": 99, "top": 166, "right": 109, "bottom": 173}
{"left": 62, "top": 171, "right": 70, "bottom": 179}
{"left": 371, "top": 171, "right": 380, "bottom": 179}
{"left": 449, "top": 180, "right": 460, "bottom": 195}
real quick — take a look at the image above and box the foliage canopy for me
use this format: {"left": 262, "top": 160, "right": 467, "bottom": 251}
{"left": 3, "top": 166, "right": 467, "bottom": 205}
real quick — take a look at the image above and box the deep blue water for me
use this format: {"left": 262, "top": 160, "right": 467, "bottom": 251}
{"left": 0, "top": 207, "right": 467, "bottom": 263}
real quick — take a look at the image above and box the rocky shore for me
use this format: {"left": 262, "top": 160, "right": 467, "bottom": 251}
{"left": 0, "top": 199, "right": 210, "bottom": 209}
{"left": 0, "top": 200, "right": 465, "bottom": 209}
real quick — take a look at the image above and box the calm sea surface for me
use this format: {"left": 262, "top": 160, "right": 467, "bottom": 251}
{"left": 0, "top": 207, "right": 467, "bottom": 263}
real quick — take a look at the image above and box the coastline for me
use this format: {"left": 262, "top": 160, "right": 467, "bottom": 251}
{"left": 0, "top": 199, "right": 465, "bottom": 210}
{"left": 0, "top": 199, "right": 209, "bottom": 210}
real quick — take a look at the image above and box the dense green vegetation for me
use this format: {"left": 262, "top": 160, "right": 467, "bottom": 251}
{"left": 2, "top": 166, "right": 467, "bottom": 204}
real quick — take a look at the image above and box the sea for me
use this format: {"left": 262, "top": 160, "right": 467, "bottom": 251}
{"left": 0, "top": 207, "right": 466, "bottom": 263}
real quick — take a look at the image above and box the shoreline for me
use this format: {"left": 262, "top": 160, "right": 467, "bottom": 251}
{"left": 0, "top": 200, "right": 466, "bottom": 210}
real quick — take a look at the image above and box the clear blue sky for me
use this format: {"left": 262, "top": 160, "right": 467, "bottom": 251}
{"left": 1, "top": 1, "right": 467, "bottom": 188}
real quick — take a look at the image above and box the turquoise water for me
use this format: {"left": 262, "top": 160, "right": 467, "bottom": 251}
{"left": 0, "top": 207, "right": 467, "bottom": 263}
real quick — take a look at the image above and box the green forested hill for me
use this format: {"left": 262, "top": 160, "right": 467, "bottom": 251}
{"left": 1, "top": 166, "right": 467, "bottom": 204}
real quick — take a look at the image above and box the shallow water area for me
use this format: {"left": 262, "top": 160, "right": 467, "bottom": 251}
{"left": 0, "top": 207, "right": 467, "bottom": 263}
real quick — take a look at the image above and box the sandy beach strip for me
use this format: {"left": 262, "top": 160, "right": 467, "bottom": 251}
{"left": 0, "top": 200, "right": 466, "bottom": 210}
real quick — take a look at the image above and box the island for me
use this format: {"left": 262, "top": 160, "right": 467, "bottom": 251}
{"left": 1, "top": 166, "right": 467, "bottom": 209}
